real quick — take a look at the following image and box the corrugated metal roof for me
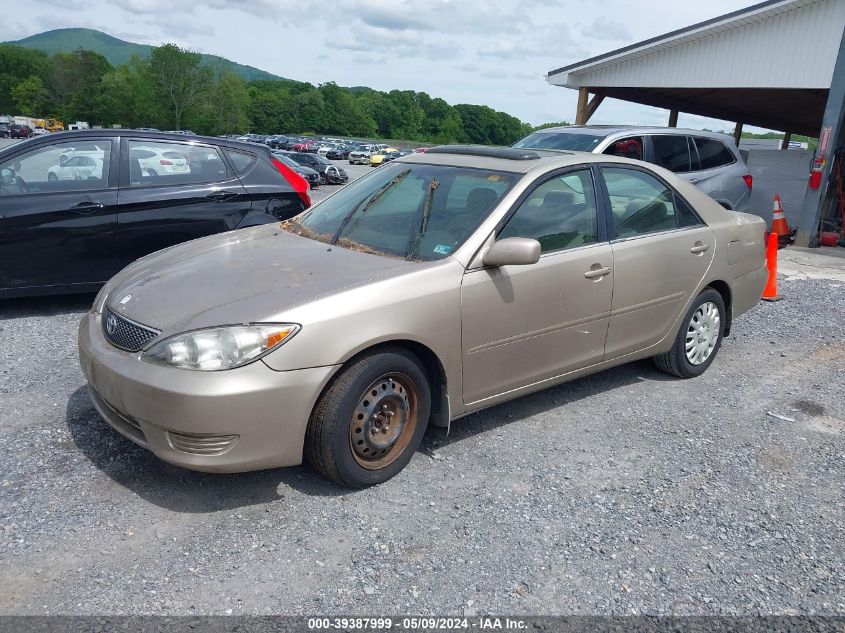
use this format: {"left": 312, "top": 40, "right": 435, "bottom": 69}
{"left": 548, "top": 0, "right": 845, "bottom": 90}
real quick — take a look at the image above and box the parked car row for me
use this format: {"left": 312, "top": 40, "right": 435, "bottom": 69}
{"left": 0, "top": 123, "right": 34, "bottom": 138}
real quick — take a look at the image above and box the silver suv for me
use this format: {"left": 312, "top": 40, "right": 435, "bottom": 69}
{"left": 513, "top": 126, "right": 752, "bottom": 211}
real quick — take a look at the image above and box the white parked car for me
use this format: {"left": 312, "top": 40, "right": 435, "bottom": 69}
{"left": 60, "top": 143, "right": 107, "bottom": 164}
{"left": 47, "top": 155, "right": 104, "bottom": 181}
{"left": 31, "top": 127, "right": 48, "bottom": 136}
{"left": 130, "top": 145, "right": 190, "bottom": 176}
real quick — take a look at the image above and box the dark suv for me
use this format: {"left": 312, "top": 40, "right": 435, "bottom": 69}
{"left": 8, "top": 124, "right": 33, "bottom": 139}
{"left": 0, "top": 130, "right": 311, "bottom": 298}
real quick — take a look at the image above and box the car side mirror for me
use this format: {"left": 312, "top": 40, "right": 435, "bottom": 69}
{"left": 482, "top": 237, "right": 541, "bottom": 267}
{"left": 0, "top": 168, "right": 14, "bottom": 185}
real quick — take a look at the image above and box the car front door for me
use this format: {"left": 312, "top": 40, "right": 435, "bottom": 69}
{"left": 0, "top": 138, "right": 120, "bottom": 293}
{"left": 599, "top": 165, "right": 715, "bottom": 359}
{"left": 460, "top": 167, "right": 613, "bottom": 405}
{"left": 116, "top": 138, "right": 252, "bottom": 262}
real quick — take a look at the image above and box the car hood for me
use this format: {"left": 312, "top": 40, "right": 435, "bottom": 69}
{"left": 296, "top": 165, "right": 319, "bottom": 176}
{"left": 104, "top": 225, "right": 422, "bottom": 334}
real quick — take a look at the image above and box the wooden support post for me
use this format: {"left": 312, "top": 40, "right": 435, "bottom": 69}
{"left": 781, "top": 131, "right": 792, "bottom": 150}
{"left": 575, "top": 88, "right": 604, "bottom": 125}
{"left": 584, "top": 93, "right": 604, "bottom": 123}
{"left": 733, "top": 122, "right": 743, "bottom": 147}
{"left": 668, "top": 110, "right": 679, "bottom": 127}
{"left": 575, "top": 87, "right": 589, "bottom": 125}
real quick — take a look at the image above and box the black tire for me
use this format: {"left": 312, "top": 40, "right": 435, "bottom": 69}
{"left": 305, "top": 347, "right": 431, "bottom": 487}
{"left": 47, "top": 172, "right": 58, "bottom": 181}
{"left": 319, "top": 173, "right": 327, "bottom": 185}
{"left": 654, "top": 288, "right": 725, "bottom": 378}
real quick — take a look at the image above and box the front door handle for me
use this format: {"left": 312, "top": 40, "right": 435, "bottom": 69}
{"left": 69, "top": 201, "right": 104, "bottom": 214}
{"left": 584, "top": 265, "right": 612, "bottom": 279}
{"left": 206, "top": 190, "right": 237, "bottom": 202}
{"left": 690, "top": 242, "right": 710, "bottom": 254}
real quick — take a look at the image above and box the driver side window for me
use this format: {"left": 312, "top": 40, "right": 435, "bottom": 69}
{"left": 498, "top": 169, "right": 598, "bottom": 253}
{"left": 0, "top": 141, "right": 112, "bottom": 196}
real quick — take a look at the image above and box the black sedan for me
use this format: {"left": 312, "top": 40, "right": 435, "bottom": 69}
{"left": 272, "top": 151, "right": 320, "bottom": 189}
{"left": 286, "top": 151, "right": 349, "bottom": 184}
{"left": 325, "top": 146, "right": 351, "bottom": 160}
{"left": 0, "top": 130, "right": 311, "bottom": 298}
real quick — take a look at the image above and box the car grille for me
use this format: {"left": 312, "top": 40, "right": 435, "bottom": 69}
{"left": 102, "top": 306, "right": 160, "bottom": 352}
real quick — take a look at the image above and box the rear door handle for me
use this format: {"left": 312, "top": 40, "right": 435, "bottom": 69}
{"left": 206, "top": 190, "right": 237, "bottom": 202}
{"left": 584, "top": 265, "right": 612, "bottom": 279}
{"left": 69, "top": 201, "right": 104, "bottom": 214}
{"left": 690, "top": 242, "right": 710, "bottom": 254}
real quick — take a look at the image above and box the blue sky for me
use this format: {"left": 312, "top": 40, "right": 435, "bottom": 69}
{"left": 2, "top": 0, "right": 772, "bottom": 132}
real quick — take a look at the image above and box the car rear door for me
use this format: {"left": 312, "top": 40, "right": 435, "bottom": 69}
{"left": 115, "top": 137, "right": 252, "bottom": 262}
{"left": 461, "top": 167, "right": 613, "bottom": 405}
{"left": 598, "top": 165, "right": 715, "bottom": 359}
{"left": 689, "top": 136, "right": 750, "bottom": 210}
{"left": 0, "top": 137, "right": 120, "bottom": 293}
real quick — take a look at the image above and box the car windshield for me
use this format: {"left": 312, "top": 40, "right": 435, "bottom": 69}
{"left": 282, "top": 162, "right": 519, "bottom": 261}
{"left": 513, "top": 131, "right": 609, "bottom": 151}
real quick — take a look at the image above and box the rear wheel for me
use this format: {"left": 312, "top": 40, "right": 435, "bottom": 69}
{"left": 305, "top": 347, "right": 431, "bottom": 487}
{"left": 47, "top": 172, "right": 58, "bottom": 181}
{"left": 654, "top": 288, "right": 725, "bottom": 378}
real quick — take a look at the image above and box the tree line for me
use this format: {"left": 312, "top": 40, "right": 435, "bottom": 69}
{"left": 0, "top": 42, "right": 535, "bottom": 144}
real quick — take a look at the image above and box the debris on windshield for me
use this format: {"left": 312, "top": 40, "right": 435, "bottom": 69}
{"left": 281, "top": 218, "right": 390, "bottom": 257}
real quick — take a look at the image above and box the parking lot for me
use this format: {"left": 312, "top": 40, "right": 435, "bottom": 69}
{"left": 1, "top": 222, "right": 843, "bottom": 616}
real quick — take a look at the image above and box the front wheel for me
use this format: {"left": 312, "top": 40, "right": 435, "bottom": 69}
{"left": 305, "top": 347, "right": 431, "bottom": 487}
{"left": 654, "top": 288, "right": 725, "bottom": 378}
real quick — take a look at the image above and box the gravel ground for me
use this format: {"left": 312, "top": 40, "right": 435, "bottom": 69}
{"left": 0, "top": 186, "right": 843, "bottom": 614}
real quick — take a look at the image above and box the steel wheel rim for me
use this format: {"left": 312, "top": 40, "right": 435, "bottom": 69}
{"left": 349, "top": 372, "right": 419, "bottom": 470}
{"left": 685, "top": 301, "right": 720, "bottom": 365}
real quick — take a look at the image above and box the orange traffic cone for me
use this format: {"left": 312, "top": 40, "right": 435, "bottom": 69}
{"left": 771, "top": 194, "right": 790, "bottom": 236}
{"left": 761, "top": 232, "right": 782, "bottom": 302}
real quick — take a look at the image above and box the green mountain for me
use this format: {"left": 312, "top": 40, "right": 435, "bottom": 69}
{"left": 8, "top": 28, "right": 286, "bottom": 82}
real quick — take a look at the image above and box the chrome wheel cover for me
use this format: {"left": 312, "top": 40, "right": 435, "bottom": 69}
{"left": 685, "top": 301, "right": 720, "bottom": 365}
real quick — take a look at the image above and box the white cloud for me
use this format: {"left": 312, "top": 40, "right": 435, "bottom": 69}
{"left": 581, "top": 15, "right": 632, "bottom": 41}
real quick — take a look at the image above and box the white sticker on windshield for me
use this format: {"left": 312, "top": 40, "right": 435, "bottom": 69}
{"left": 433, "top": 244, "right": 452, "bottom": 255}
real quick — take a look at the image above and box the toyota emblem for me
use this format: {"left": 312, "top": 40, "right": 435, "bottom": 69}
{"left": 106, "top": 314, "right": 118, "bottom": 335}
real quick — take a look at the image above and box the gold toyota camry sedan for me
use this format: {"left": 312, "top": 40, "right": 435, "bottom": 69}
{"left": 79, "top": 146, "right": 768, "bottom": 487}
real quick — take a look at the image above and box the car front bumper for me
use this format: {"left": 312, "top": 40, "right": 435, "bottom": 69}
{"left": 78, "top": 311, "right": 338, "bottom": 473}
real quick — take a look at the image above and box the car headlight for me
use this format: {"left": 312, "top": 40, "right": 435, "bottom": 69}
{"left": 141, "top": 324, "right": 299, "bottom": 371}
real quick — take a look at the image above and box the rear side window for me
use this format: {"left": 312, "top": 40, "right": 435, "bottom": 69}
{"left": 651, "top": 135, "right": 691, "bottom": 173}
{"left": 127, "top": 140, "right": 227, "bottom": 187}
{"left": 693, "top": 137, "right": 735, "bottom": 170}
{"left": 602, "top": 136, "right": 643, "bottom": 161}
{"left": 225, "top": 149, "right": 256, "bottom": 176}
{"left": 602, "top": 167, "right": 678, "bottom": 238}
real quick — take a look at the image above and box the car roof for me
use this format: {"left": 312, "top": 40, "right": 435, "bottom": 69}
{"left": 34, "top": 129, "right": 272, "bottom": 153}
{"left": 528, "top": 125, "right": 735, "bottom": 142}
{"left": 394, "top": 144, "right": 647, "bottom": 174}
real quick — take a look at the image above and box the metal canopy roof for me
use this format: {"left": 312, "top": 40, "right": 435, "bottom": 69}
{"left": 546, "top": 0, "right": 845, "bottom": 135}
